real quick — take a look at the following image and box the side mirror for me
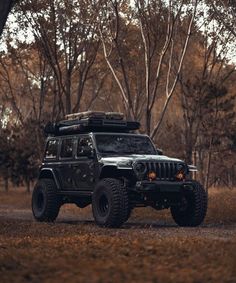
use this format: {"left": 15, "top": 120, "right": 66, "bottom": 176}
{"left": 156, "top": 148, "right": 163, "bottom": 155}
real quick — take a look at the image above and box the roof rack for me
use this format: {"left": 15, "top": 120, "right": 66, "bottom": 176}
{"left": 44, "top": 111, "right": 140, "bottom": 136}
{"left": 65, "top": 111, "right": 124, "bottom": 121}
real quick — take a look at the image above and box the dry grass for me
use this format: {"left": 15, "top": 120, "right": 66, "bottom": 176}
{"left": 206, "top": 188, "right": 236, "bottom": 224}
{"left": 0, "top": 187, "right": 236, "bottom": 283}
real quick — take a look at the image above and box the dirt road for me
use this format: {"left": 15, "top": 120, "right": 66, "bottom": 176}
{"left": 0, "top": 190, "right": 236, "bottom": 283}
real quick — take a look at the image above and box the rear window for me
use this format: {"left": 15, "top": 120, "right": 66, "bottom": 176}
{"left": 45, "top": 139, "right": 58, "bottom": 159}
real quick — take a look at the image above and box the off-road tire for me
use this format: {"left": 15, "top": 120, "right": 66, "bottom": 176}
{"left": 170, "top": 181, "right": 207, "bottom": 227}
{"left": 92, "top": 178, "right": 129, "bottom": 228}
{"left": 32, "top": 178, "right": 61, "bottom": 222}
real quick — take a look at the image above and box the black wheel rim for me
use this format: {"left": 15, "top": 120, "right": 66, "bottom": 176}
{"left": 98, "top": 194, "right": 109, "bottom": 216}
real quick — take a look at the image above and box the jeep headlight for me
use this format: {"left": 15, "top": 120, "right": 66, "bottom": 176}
{"left": 133, "top": 162, "right": 147, "bottom": 177}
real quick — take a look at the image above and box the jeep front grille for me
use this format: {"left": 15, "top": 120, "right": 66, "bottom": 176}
{"left": 145, "top": 162, "right": 181, "bottom": 181}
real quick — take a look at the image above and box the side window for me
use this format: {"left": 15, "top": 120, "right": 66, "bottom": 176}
{"left": 60, "top": 138, "right": 74, "bottom": 158}
{"left": 77, "top": 137, "right": 93, "bottom": 157}
{"left": 45, "top": 139, "right": 58, "bottom": 159}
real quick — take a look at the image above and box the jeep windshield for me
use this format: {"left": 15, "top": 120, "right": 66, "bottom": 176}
{"left": 95, "top": 134, "right": 156, "bottom": 155}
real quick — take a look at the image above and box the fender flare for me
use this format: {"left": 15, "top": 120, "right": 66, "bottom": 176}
{"left": 39, "top": 168, "right": 61, "bottom": 190}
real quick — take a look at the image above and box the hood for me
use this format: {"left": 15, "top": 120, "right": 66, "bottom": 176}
{"left": 99, "top": 154, "right": 184, "bottom": 168}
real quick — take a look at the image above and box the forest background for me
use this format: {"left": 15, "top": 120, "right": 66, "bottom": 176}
{"left": 0, "top": 0, "right": 236, "bottom": 192}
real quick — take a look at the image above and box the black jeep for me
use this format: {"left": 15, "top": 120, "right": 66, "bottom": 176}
{"left": 32, "top": 111, "right": 207, "bottom": 228}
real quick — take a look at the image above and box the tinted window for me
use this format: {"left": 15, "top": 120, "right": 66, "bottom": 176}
{"left": 45, "top": 139, "right": 58, "bottom": 159}
{"left": 95, "top": 134, "right": 155, "bottom": 155}
{"left": 60, "top": 138, "right": 74, "bottom": 158}
{"left": 77, "top": 137, "right": 93, "bottom": 157}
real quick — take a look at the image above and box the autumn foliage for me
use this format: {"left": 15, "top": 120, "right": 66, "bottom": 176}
{"left": 0, "top": 0, "right": 236, "bottom": 190}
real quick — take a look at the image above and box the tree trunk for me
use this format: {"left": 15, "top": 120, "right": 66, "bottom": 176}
{"left": 197, "top": 148, "right": 205, "bottom": 186}
{"left": 192, "top": 151, "right": 197, "bottom": 180}
{"left": 26, "top": 179, "right": 30, "bottom": 194}
{"left": 4, "top": 176, "right": 9, "bottom": 192}
{"left": 145, "top": 110, "right": 151, "bottom": 136}
{"left": 186, "top": 142, "right": 193, "bottom": 164}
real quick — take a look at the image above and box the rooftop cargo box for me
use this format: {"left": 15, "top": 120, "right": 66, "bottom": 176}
{"left": 44, "top": 111, "right": 140, "bottom": 136}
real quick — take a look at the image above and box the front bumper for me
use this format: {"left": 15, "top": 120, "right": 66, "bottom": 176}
{"left": 135, "top": 180, "right": 185, "bottom": 193}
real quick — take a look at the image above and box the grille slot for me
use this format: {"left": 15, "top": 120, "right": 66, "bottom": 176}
{"left": 146, "top": 161, "right": 180, "bottom": 181}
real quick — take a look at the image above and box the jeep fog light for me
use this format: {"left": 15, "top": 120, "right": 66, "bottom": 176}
{"left": 176, "top": 171, "right": 185, "bottom": 181}
{"left": 148, "top": 171, "right": 156, "bottom": 181}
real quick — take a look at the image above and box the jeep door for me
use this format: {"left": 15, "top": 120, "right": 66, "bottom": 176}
{"left": 57, "top": 137, "right": 76, "bottom": 190}
{"left": 73, "top": 136, "right": 96, "bottom": 190}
